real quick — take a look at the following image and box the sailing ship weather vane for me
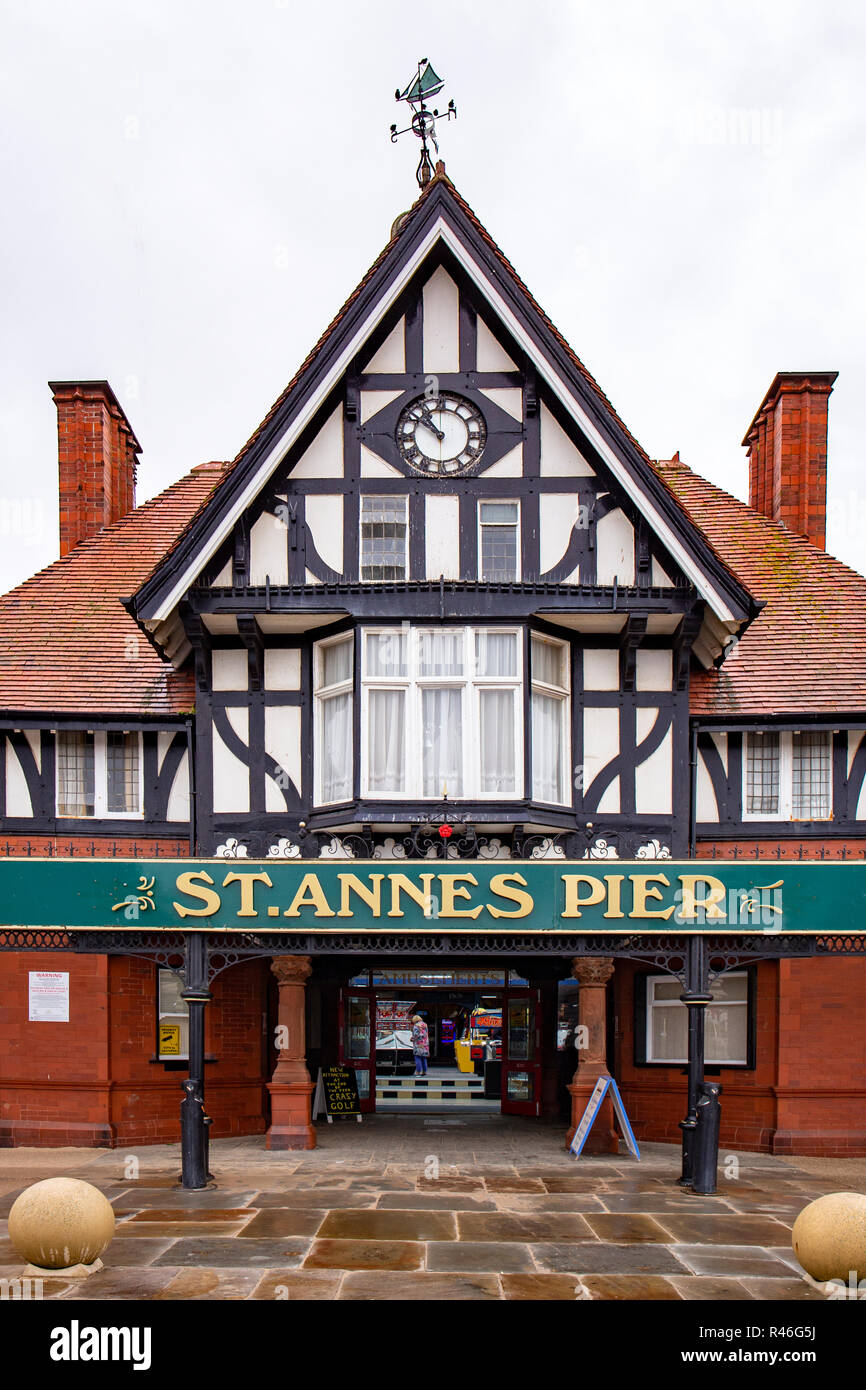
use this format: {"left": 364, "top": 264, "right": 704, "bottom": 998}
{"left": 390, "top": 59, "right": 457, "bottom": 189}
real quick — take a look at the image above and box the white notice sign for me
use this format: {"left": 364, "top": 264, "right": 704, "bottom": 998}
{"left": 28, "top": 971, "right": 69, "bottom": 1022}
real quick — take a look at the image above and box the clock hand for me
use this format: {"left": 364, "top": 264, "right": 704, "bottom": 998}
{"left": 418, "top": 404, "right": 445, "bottom": 441}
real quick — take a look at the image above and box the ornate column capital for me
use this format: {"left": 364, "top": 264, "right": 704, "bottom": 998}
{"left": 270, "top": 954, "right": 312, "bottom": 986}
{"left": 571, "top": 956, "right": 615, "bottom": 987}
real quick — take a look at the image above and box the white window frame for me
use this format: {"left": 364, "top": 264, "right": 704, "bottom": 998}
{"left": 530, "top": 633, "right": 571, "bottom": 807}
{"left": 313, "top": 633, "right": 354, "bottom": 807}
{"left": 157, "top": 967, "right": 189, "bottom": 1061}
{"left": 359, "top": 494, "right": 408, "bottom": 581}
{"left": 360, "top": 625, "right": 524, "bottom": 801}
{"left": 742, "top": 730, "right": 832, "bottom": 822}
{"left": 645, "top": 971, "right": 749, "bottom": 1065}
{"left": 477, "top": 500, "right": 521, "bottom": 582}
{"left": 55, "top": 730, "right": 144, "bottom": 819}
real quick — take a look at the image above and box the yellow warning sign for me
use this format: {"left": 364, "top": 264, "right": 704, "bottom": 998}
{"left": 159, "top": 1024, "right": 181, "bottom": 1056}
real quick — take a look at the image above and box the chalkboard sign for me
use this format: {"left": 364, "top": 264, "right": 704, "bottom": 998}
{"left": 313, "top": 1066, "right": 363, "bottom": 1122}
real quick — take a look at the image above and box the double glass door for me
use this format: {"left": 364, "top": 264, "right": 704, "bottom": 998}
{"left": 501, "top": 987, "right": 542, "bottom": 1116}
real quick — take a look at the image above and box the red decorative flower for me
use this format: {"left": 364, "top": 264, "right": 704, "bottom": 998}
{"left": 438, "top": 824, "right": 453, "bottom": 839}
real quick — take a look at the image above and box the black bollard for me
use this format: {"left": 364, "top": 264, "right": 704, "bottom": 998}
{"left": 180, "top": 1079, "right": 209, "bottom": 1190}
{"left": 692, "top": 1081, "right": 723, "bottom": 1195}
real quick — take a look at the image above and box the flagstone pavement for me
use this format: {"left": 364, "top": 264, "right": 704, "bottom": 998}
{"left": 1, "top": 1116, "right": 861, "bottom": 1301}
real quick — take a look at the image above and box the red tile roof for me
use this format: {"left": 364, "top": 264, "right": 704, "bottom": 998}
{"left": 0, "top": 463, "right": 228, "bottom": 716}
{"left": 654, "top": 458, "right": 866, "bottom": 716}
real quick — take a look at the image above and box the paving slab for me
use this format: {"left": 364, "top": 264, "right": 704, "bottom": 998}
{"left": 318, "top": 1209, "right": 457, "bottom": 1241}
{"left": 501, "top": 1272, "right": 580, "bottom": 1299}
{"left": 425, "top": 1240, "right": 533, "bottom": 1273}
{"left": 581, "top": 1274, "right": 683, "bottom": 1300}
{"left": 154, "top": 1269, "right": 262, "bottom": 1300}
{"left": 340, "top": 1271, "right": 501, "bottom": 1300}
{"left": 655, "top": 1214, "right": 793, "bottom": 1245}
{"left": 237, "top": 1210, "right": 327, "bottom": 1238}
{"left": 153, "top": 1237, "right": 311, "bottom": 1267}
{"left": 531, "top": 1242, "right": 685, "bottom": 1275}
{"left": 251, "top": 1270, "right": 343, "bottom": 1300}
{"left": 583, "top": 1214, "right": 673, "bottom": 1243}
{"left": 457, "top": 1212, "right": 594, "bottom": 1242}
{"left": 303, "top": 1238, "right": 424, "bottom": 1271}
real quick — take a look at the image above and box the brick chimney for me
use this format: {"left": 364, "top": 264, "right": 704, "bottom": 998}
{"left": 49, "top": 381, "right": 141, "bottom": 557}
{"left": 743, "top": 371, "right": 837, "bottom": 550}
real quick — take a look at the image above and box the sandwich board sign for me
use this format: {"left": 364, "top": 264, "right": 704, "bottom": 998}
{"left": 312, "top": 1066, "right": 363, "bottom": 1124}
{"left": 570, "top": 1075, "right": 640, "bottom": 1160}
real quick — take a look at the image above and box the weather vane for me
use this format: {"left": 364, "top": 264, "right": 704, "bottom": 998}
{"left": 390, "top": 59, "right": 457, "bottom": 189}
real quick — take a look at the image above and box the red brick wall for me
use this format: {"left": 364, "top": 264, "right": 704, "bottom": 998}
{"left": 614, "top": 955, "right": 866, "bottom": 1155}
{"left": 0, "top": 832, "right": 270, "bottom": 1148}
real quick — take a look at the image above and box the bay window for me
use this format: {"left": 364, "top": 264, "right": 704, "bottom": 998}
{"left": 314, "top": 634, "right": 354, "bottom": 805}
{"left": 360, "top": 627, "right": 523, "bottom": 800}
{"left": 56, "top": 730, "right": 142, "bottom": 817}
{"left": 744, "top": 730, "right": 831, "bottom": 819}
{"left": 530, "top": 635, "right": 570, "bottom": 805}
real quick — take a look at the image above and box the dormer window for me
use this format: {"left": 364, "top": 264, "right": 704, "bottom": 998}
{"left": 56, "top": 731, "right": 143, "bottom": 818}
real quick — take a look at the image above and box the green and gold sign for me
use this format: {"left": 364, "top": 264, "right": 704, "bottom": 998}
{"left": 0, "top": 858, "right": 861, "bottom": 934}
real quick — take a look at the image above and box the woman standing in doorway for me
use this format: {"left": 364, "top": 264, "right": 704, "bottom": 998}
{"left": 411, "top": 1015, "right": 429, "bottom": 1076}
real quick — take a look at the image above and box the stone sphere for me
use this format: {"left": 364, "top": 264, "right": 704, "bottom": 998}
{"left": 792, "top": 1192, "right": 866, "bottom": 1284}
{"left": 8, "top": 1177, "right": 115, "bottom": 1270}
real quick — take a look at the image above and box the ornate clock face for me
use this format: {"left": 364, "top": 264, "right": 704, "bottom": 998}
{"left": 396, "top": 393, "right": 487, "bottom": 475}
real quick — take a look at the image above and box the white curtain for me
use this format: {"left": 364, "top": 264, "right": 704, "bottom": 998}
{"left": 531, "top": 636, "right": 563, "bottom": 687}
{"left": 532, "top": 692, "right": 563, "bottom": 802}
{"left": 57, "top": 731, "right": 95, "bottom": 817}
{"left": 368, "top": 689, "right": 405, "bottom": 794}
{"left": 322, "top": 637, "right": 352, "bottom": 688}
{"left": 321, "top": 692, "right": 352, "bottom": 802}
{"left": 418, "top": 630, "right": 463, "bottom": 678}
{"left": 479, "top": 689, "right": 516, "bottom": 793}
{"left": 422, "top": 687, "right": 463, "bottom": 796}
{"left": 476, "top": 631, "right": 517, "bottom": 677}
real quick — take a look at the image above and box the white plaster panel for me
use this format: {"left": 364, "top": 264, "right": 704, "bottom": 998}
{"left": 652, "top": 556, "right": 675, "bottom": 586}
{"left": 426, "top": 495, "right": 461, "bottom": 580}
{"left": 482, "top": 444, "right": 523, "bottom": 477}
{"left": 250, "top": 510, "right": 289, "bottom": 586}
{"left": 306, "top": 494, "right": 343, "bottom": 574}
{"left": 540, "top": 493, "right": 581, "bottom": 575}
{"left": 696, "top": 749, "right": 719, "bottom": 822}
{"left": 166, "top": 750, "right": 190, "bottom": 822}
{"left": 305, "top": 567, "right": 321, "bottom": 585}
{"left": 583, "top": 706, "right": 620, "bottom": 813}
{"left": 290, "top": 406, "right": 344, "bottom": 479}
{"left": 479, "top": 388, "right": 523, "bottom": 421}
{"left": 422, "top": 265, "right": 460, "bottom": 371}
{"left": 540, "top": 403, "right": 594, "bottom": 477}
{"left": 361, "top": 389, "right": 404, "bottom": 424}
{"left": 265, "top": 648, "right": 301, "bottom": 690}
{"left": 212, "top": 710, "right": 249, "bottom": 813}
{"left": 583, "top": 649, "right": 619, "bottom": 691}
{"left": 476, "top": 317, "right": 516, "bottom": 371}
{"left": 635, "top": 713, "right": 672, "bottom": 814}
{"left": 636, "top": 649, "right": 673, "bottom": 691}
{"left": 212, "top": 649, "right": 248, "bottom": 692}
{"left": 157, "top": 732, "right": 174, "bottom": 771}
{"left": 24, "top": 730, "right": 40, "bottom": 767}
{"left": 360, "top": 444, "right": 402, "bottom": 477}
{"left": 364, "top": 318, "right": 405, "bottom": 372}
{"left": 596, "top": 509, "right": 635, "bottom": 585}
{"left": 6, "top": 739, "right": 32, "bottom": 816}
{"left": 211, "top": 558, "right": 232, "bottom": 587}
{"left": 265, "top": 706, "right": 302, "bottom": 811}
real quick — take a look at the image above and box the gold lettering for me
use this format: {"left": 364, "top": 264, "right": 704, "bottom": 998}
{"left": 337, "top": 873, "right": 384, "bottom": 918}
{"left": 388, "top": 873, "right": 435, "bottom": 918}
{"left": 222, "top": 871, "right": 273, "bottom": 918}
{"left": 629, "top": 873, "right": 675, "bottom": 920}
{"left": 561, "top": 874, "right": 606, "bottom": 917}
{"left": 438, "top": 872, "right": 483, "bottom": 920}
{"left": 283, "top": 873, "right": 335, "bottom": 918}
{"left": 173, "top": 870, "right": 221, "bottom": 918}
{"left": 679, "top": 874, "right": 727, "bottom": 921}
{"left": 604, "top": 874, "right": 625, "bottom": 919}
{"left": 486, "top": 872, "right": 533, "bottom": 919}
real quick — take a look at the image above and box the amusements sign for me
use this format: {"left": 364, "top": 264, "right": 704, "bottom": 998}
{"left": 570, "top": 1076, "right": 641, "bottom": 1160}
{"left": 0, "top": 858, "right": 862, "bottom": 935}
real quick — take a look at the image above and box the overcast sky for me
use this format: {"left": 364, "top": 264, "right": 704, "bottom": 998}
{"left": 1, "top": 0, "right": 864, "bottom": 591}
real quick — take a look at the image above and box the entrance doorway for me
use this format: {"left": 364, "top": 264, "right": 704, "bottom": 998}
{"left": 337, "top": 968, "right": 542, "bottom": 1116}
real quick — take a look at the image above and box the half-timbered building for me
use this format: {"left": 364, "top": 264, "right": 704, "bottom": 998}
{"left": 1, "top": 167, "right": 865, "bottom": 1156}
